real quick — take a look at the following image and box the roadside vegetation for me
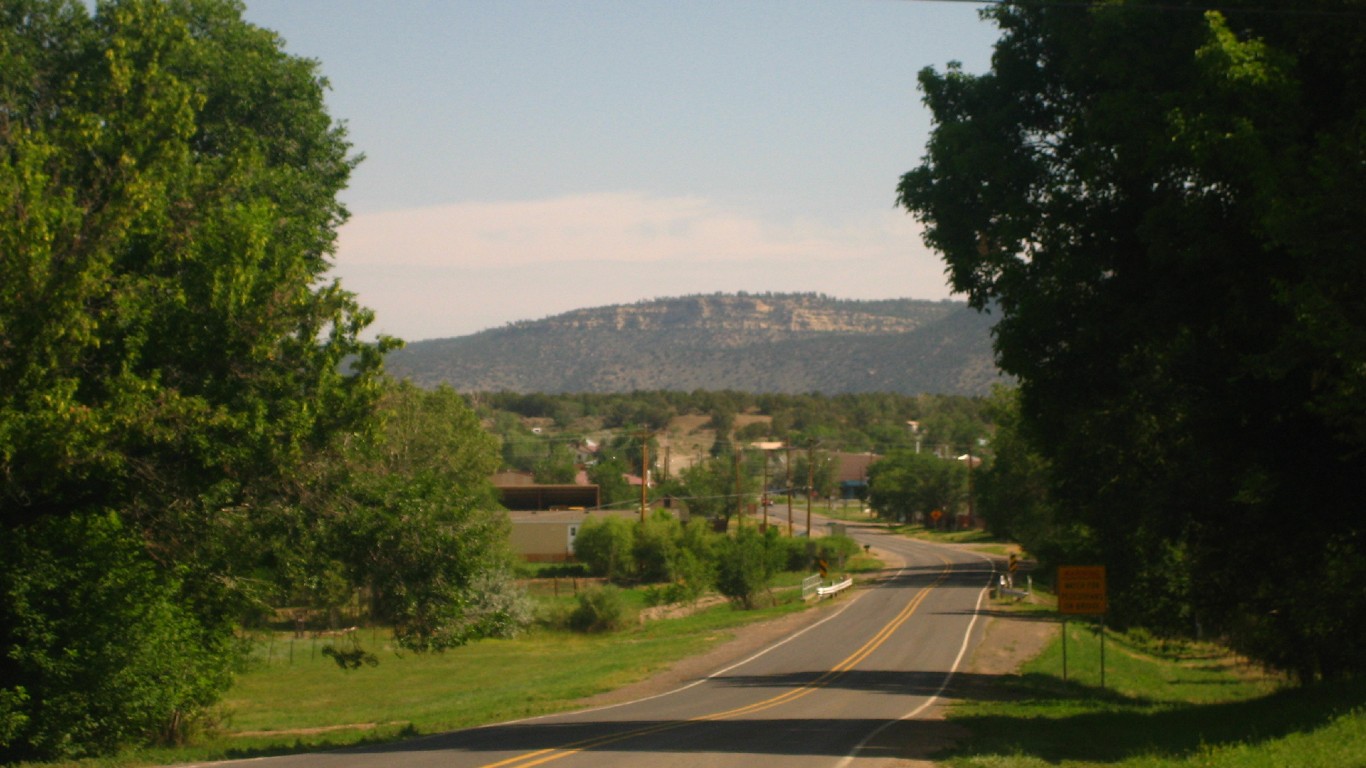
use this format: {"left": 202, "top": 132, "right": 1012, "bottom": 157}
{"left": 28, "top": 554, "right": 848, "bottom": 768}
{"left": 940, "top": 605, "right": 1366, "bottom": 768}
{"left": 900, "top": 0, "right": 1365, "bottom": 685}
{"left": 887, "top": 522, "right": 1009, "bottom": 553}
{"left": 7, "top": 0, "right": 1364, "bottom": 762}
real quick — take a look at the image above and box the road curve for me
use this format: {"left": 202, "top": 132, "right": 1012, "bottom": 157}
{"left": 193, "top": 523, "right": 996, "bottom": 768}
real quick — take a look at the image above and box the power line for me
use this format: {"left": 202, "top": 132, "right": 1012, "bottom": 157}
{"left": 891, "top": 0, "right": 1366, "bottom": 18}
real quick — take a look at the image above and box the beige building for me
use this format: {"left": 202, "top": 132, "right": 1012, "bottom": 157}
{"left": 497, "top": 482, "right": 600, "bottom": 563}
{"left": 508, "top": 508, "right": 592, "bottom": 564}
{"left": 497, "top": 482, "right": 698, "bottom": 562}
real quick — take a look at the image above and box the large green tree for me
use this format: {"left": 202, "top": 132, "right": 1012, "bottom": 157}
{"left": 0, "top": 0, "right": 390, "bottom": 757}
{"left": 972, "top": 387, "right": 1056, "bottom": 550}
{"left": 899, "top": 1, "right": 1365, "bottom": 679}
{"left": 260, "top": 382, "right": 522, "bottom": 651}
{"left": 671, "top": 452, "right": 762, "bottom": 525}
{"left": 352, "top": 383, "right": 522, "bottom": 648}
{"left": 866, "top": 449, "right": 967, "bottom": 526}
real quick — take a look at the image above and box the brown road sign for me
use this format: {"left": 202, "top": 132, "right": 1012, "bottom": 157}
{"left": 1057, "top": 565, "right": 1107, "bottom": 614}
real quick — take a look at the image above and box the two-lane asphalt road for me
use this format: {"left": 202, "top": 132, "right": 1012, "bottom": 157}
{"left": 197, "top": 524, "right": 997, "bottom": 768}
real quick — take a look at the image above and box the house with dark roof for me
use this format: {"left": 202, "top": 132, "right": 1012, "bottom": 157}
{"left": 833, "top": 452, "right": 880, "bottom": 500}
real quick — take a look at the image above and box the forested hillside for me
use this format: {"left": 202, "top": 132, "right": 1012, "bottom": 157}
{"left": 386, "top": 293, "right": 1002, "bottom": 395}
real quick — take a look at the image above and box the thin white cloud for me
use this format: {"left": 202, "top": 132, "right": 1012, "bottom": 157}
{"left": 337, "top": 192, "right": 921, "bottom": 269}
{"left": 329, "top": 192, "right": 954, "bottom": 341}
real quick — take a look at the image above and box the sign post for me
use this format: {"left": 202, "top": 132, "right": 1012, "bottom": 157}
{"left": 1056, "top": 565, "right": 1108, "bottom": 687}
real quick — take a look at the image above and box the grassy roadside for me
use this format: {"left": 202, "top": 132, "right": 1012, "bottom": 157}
{"left": 39, "top": 531, "right": 1366, "bottom": 768}
{"left": 51, "top": 582, "right": 828, "bottom": 768}
{"left": 939, "top": 607, "right": 1366, "bottom": 767}
{"left": 885, "top": 521, "right": 1015, "bottom": 556}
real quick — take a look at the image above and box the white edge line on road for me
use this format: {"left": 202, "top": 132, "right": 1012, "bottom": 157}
{"left": 489, "top": 577, "right": 875, "bottom": 727}
{"left": 354, "top": 567, "right": 884, "bottom": 761}
{"left": 183, "top": 584, "right": 877, "bottom": 768}
{"left": 834, "top": 543, "right": 997, "bottom": 768}
{"left": 180, "top": 530, "right": 960, "bottom": 767}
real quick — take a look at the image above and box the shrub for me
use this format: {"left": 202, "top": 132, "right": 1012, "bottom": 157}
{"left": 568, "top": 586, "right": 634, "bottom": 633}
{"left": 714, "top": 527, "right": 784, "bottom": 609}
{"left": 0, "top": 513, "right": 235, "bottom": 761}
{"left": 633, "top": 513, "right": 683, "bottom": 583}
{"left": 534, "top": 562, "right": 590, "bottom": 578}
{"left": 815, "top": 535, "right": 862, "bottom": 564}
{"left": 573, "top": 516, "right": 636, "bottom": 581}
{"left": 679, "top": 518, "right": 718, "bottom": 562}
{"left": 642, "top": 585, "right": 671, "bottom": 607}
{"left": 461, "top": 571, "right": 535, "bottom": 639}
{"left": 778, "top": 535, "right": 815, "bottom": 572}
{"left": 670, "top": 549, "right": 713, "bottom": 603}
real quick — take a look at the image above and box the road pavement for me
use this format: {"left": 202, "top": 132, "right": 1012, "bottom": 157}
{"left": 192, "top": 520, "right": 997, "bottom": 768}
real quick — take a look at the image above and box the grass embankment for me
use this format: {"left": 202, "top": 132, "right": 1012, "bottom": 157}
{"left": 84, "top": 578, "right": 831, "bottom": 768}
{"left": 942, "top": 608, "right": 1366, "bottom": 768}
{"left": 888, "top": 522, "right": 1014, "bottom": 556}
{"left": 811, "top": 499, "right": 875, "bottom": 523}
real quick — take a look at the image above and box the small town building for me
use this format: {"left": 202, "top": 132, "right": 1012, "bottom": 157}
{"left": 496, "top": 482, "right": 599, "bottom": 563}
{"left": 833, "top": 452, "right": 880, "bottom": 499}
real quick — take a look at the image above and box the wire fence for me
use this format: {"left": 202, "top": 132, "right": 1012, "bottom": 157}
{"left": 241, "top": 625, "right": 392, "bottom": 669}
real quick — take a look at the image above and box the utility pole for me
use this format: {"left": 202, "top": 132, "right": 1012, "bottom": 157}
{"left": 966, "top": 444, "right": 975, "bottom": 529}
{"left": 806, "top": 444, "right": 814, "bottom": 537}
{"left": 639, "top": 435, "right": 649, "bottom": 523}
{"left": 733, "top": 448, "right": 743, "bottom": 530}
{"left": 761, "top": 449, "right": 769, "bottom": 531}
{"left": 785, "top": 446, "right": 794, "bottom": 537}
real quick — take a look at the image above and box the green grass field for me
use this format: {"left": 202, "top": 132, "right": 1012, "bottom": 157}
{"left": 32, "top": 561, "right": 1365, "bottom": 768}
{"left": 940, "top": 615, "right": 1366, "bottom": 768}
{"left": 83, "top": 586, "right": 820, "bottom": 768}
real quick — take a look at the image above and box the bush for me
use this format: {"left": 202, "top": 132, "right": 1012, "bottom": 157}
{"left": 714, "top": 527, "right": 785, "bottom": 609}
{"left": 669, "top": 548, "right": 713, "bottom": 603}
{"left": 770, "top": 533, "right": 860, "bottom": 574}
{"left": 573, "top": 516, "right": 636, "bottom": 581}
{"left": 568, "top": 586, "right": 634, "bottom": 633}
{"left": 778, "top": 535, "right": 815, "bottom": 572}
{"left": 642, "top": 548, "right": 714, "bottom": 607}
{"left": 461, "top": 571, "right": 534, "bottom": 639}
{"left": 633, "top": 512, "right": 683, "bottom": 583}
{"left": 0, "top": 514, "right": 235, "bottom": 761}
{"left": 815, "top": 535, "right": 863, "bottom": 563}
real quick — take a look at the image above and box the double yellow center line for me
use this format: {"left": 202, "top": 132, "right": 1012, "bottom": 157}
{"left": 480, "top": 553, "right": 953, "bottom": 768}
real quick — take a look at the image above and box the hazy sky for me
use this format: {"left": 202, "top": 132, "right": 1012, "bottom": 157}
{"left": 238, "top": 1, "right": 1002, "bottom": 341}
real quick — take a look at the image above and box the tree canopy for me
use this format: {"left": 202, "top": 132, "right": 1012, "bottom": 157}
{"left": 867, "top": 448, "right": 967, "bottom": 526}
{"left": 899, "top": 0, "right": 1365, "bottom": 680}
{"left": 0, "top": 1, "right": 512, "bottom": 759}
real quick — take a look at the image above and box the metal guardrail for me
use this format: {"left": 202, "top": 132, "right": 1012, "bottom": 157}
{"left": 816, "top": 577, "right": 853, "bottom": 597}
{"left": 801, "top": 573, "right": 821, "bottom": 599}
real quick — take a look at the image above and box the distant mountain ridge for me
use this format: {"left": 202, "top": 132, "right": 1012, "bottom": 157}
{"left": 385, "top": 293, "right": 1004, "bottom": 395}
